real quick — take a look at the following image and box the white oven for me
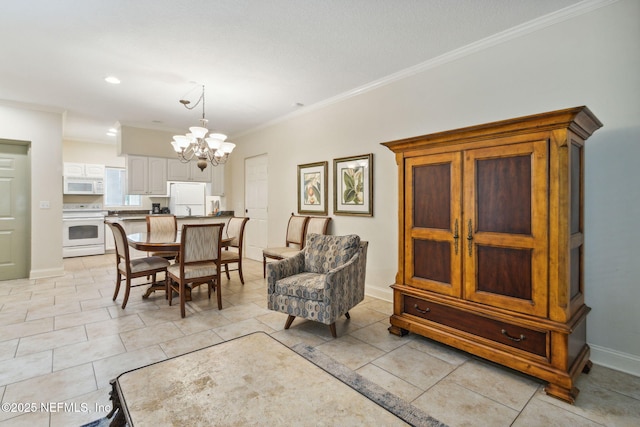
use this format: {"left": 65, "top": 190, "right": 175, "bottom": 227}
{"left": 63, "top": 204, "right": 107, "bottom": 258}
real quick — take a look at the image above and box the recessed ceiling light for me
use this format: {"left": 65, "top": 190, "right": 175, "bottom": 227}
{"left": 106, "top": 131, "right": 117, "bottom": 137}
{"left": 105, "top": 76, "right": 121, "bottom": 84}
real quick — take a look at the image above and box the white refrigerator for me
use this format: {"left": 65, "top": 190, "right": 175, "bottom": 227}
{"left": 168, "top": 182, "right": 206, "bottom": 216}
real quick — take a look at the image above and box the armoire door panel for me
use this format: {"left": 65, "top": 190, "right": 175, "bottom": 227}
{"left": 476, "top": 245, "right": 532, "bottom": 300}
{"left": 413, "top": 163, "right": 451, "bottom": 230}
{"left": 476, "top": 155, "right": 532, "bottom": 235}
{"left": 413, "top": 239, "right": 451, "bottom": 284}
{"left": 464, "top": 141, "right": 548, "bottom": 317}
{"left": 405, "top": 153, "right": 462, "bottom": 296}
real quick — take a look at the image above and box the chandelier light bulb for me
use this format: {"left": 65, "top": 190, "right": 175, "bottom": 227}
{"left": 221, "top": 142, "right": 236, "bottom": 153}
{"left": 189, "top": 126, "right": 208, "bottom": 139}
{"left": 206, "top": 138, "right": 223, "bottom": 150}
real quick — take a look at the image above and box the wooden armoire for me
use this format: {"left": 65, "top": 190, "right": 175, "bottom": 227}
{"left": 382, "top": 107, "right": 602, "bottom": 403}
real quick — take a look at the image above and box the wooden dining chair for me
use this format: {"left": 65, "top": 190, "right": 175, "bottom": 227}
{"left": 262, "top": 213, "right": 309, "bottom": 278}
{"left": 166, "top": 223, "right": 224, "bottom": 318}
{"left": 306, "top": 216, "right": 332, "bottom": 236}
{"left": 146, "top": 214, "right": 178, "bottom": 261}
{"left": 221, "top": 217, "right": 250, "bottom": 284}
{"left": 262, "top": 215, "right": 331, "bottom": 277}
{"left": 105, "top": 221, "right": 171, "bottom": 309}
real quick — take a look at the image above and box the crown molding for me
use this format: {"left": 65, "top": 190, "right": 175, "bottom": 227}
{"left": 235, "top": 0, "right": 618, "bottom": 139}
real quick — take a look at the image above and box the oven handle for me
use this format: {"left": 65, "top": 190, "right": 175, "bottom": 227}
{"left": 63, "top": 217, "right": 105, "bottom": 221}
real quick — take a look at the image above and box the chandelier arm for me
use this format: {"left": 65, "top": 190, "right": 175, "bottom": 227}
{"left": 177, "top": 147, "right": 197, "bottom": 162}
{"left": 181, "top": 93, "right": 204, "bottom": 111}
{"left": 180, "top": 85, "right": 205, "bottom": 112}
{"left": 201, "top": 85, "right": 205, "bottom": 120}
{"left": 205, "top": 148, "right": 219, "bottom": 166}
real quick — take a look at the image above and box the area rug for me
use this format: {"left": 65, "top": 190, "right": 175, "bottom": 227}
{"left": 82, "top": 333, "right": 446, "bottom": 427}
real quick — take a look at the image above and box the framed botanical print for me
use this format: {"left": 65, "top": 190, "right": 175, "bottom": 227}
{"left": 297, "top": 161, "right": 328, "bottom": 215}
{"left": 333, "top": 153, "right": 373, "bottom": 216}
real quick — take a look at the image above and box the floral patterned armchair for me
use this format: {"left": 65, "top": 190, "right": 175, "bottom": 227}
{"left": 267, "top": 233, "right": 368, "bottom": 337}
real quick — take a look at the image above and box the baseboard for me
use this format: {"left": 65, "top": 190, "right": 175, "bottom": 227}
{"left": 364, "top": 286, "right": 640, "bottom": 379}
{"left": 29, "top": 266, "right": 65, "bottom": 280}
{"left": 365, "top": 284, "right": 393, "bottom": 302}
{"left": 589, "top": 344, "right": 640, "bottom": 377}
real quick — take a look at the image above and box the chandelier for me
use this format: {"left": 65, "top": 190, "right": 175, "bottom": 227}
{"left": 170, "top": 84, "right": 235, "bottom": 171}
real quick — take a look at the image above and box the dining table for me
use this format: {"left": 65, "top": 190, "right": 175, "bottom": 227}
{"left": 127, "top": 231, "right": 230, "bottom": 299}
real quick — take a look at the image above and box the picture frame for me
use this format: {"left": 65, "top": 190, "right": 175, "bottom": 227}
{"left": 333, "top": 153, "right": 373, "bottom": 216}
{"left": 297, "top": 161, "right": 328, "bottom": 215}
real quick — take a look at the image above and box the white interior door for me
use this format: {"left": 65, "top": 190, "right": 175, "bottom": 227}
{"left": 0, "top": 142, "right": 29, "bottom": 280}
{"left": 244, "top": 154, "right": 268, "bottom": 261}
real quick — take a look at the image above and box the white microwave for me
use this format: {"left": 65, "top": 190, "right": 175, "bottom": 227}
{"left": 63, "top": 177, "right": 104, "bottom": 195}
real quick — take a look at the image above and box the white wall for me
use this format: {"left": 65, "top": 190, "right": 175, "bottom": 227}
{"left": 118, "top": 125, "right": 176, "bottom": 158}
{"left": 228, "top": 0, "right": 640, "bottom": 374}
{"left": 64, "top": 139, "right": 126, "bottom": 167}
{"left": 0, "top": 104, "right": 64, "bottom": 279}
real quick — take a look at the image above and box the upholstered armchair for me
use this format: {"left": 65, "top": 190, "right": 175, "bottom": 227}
{"left": 267, "top": 233, "right": 368, "bottom": 338}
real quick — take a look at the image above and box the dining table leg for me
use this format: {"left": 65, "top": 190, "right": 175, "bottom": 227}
{"left": 143, "top": 282, "right": 193, "bottom": 301}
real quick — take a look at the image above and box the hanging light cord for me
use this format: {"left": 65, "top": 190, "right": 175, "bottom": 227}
{"left": 180, "top": 85, "right": 206, "bottom": 120}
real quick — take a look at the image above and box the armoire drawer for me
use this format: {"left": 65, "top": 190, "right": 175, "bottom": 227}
{"left": 403, "top": 295, "right": 548, "bottom": 357}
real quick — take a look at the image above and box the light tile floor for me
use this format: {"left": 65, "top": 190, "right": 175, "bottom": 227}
{"left": 0, "top": 254, "right": 638, "bottom": 426}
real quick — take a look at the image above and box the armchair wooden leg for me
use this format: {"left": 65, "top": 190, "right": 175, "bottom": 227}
{"left": 329, "top": 323, "right": 337, "bottom": 338}
{"left": 224, "top": 263, "right": 230, "bottom": 280}
{"left": 284, "top": 315, "right": 296, "bottom": 330}
{"left": 167, "top": 277, "right": 173, "bottom": 306}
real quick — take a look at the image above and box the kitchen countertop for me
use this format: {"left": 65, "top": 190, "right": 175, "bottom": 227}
{"left": 113, "top": 215, "right": 232, "bottom": 221}
{"left": 106, "top": 211, "right": 234, "bottom": 221}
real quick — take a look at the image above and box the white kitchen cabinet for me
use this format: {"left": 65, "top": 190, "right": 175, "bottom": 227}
{"left": 167, "top": 159, "right": 212, "bottom": 183}
{"left": 84, "top": 164, "right": 106, "bottom": 178}
{"left": 127, "top": 155, "right": 167, "bottom": 195}
{"left": 211, "top": 164, "right": 225, "bottom": 196}
{"left": 64, "top": 162, "right": 85, "bottom": 177}
{"left": 64, "top": 162, "right": 105, "bottom": 178}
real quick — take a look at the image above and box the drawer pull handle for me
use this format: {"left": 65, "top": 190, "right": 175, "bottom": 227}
{"left": 501, "top": 329, "right": 526, "bottom": 342}
{"left": 414, "top": 304, "right": 430, "bottom": 314}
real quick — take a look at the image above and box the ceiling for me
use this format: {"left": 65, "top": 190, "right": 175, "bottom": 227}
{"left": 1, "top": 0, "right": 584, "bottom": 144}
